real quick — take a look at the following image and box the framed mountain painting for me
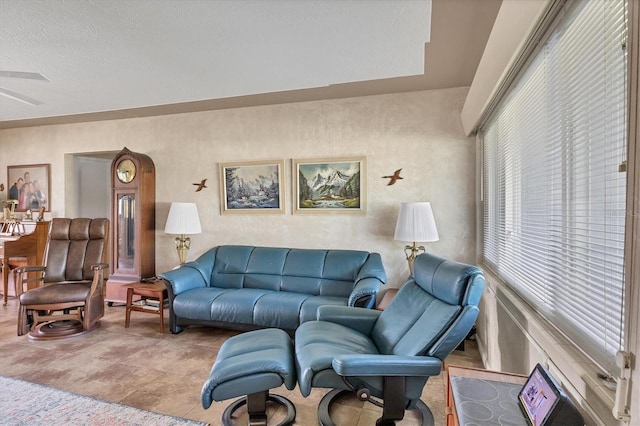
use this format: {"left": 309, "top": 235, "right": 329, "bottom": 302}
{"left": 219, "top": 159, "right": 285, "bottom": 214}
{"left": 293, "top": 156, "right": 366, "bottom": 214}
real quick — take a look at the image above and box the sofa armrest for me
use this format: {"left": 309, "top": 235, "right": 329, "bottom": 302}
{"left": 355, "top": 253, "right": 387, "bottom": 284}
{"left": 317, "top": 305, "right": 381, "bottom": 335}
{"left": 348, "top": 277, "right": 382, "bottom": 307}
{"left": 160, "top": 265, "right": 208, "bottom": 296}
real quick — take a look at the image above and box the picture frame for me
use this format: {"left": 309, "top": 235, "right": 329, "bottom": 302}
{"left": 219, "top": 159, "right": 285, "bottom": 214}
{"left": 7, "top": 163, "right": 51, "bottom": 212}
{"left": 293, "top": 156, "right": 366, "bottom": 214}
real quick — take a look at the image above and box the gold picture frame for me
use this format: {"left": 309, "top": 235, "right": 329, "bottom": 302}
{"left": 7, "top": 163, "right": 51, "bottom": 212}
{"left": 293, "top": 156, "right": 366, "bottom": 214}
{"left": 219, "top": 159, "right": 285, "bottom": 214}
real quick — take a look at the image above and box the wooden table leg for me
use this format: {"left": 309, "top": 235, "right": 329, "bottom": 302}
{"left": 158, "top": 290, "right": 164, "bottom": 334}
{"left": 2, "top": 259, "right": 8, "bottom": 306}
{"left": 125, "top": 287, "right": 133, "bottom": 328}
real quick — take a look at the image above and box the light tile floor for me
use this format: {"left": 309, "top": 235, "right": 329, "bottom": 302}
{"left": 0, "top": 297, "right": 483, "bottom": 425}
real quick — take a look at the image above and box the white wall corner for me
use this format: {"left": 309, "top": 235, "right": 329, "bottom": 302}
{"left": 460, "top": 0, "right": 551, "bottom": 136}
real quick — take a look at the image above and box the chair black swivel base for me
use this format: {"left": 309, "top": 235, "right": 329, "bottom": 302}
{"left": 317, "top": 388, "right": 434, "bottom": 426}
{"left": 222, "top": 390, "right": 295, "bottom": 426}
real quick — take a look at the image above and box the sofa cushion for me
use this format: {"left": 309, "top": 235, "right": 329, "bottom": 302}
{"left": 246, "top": 247, "right": 288, "bottom": 274}
{"left": 253, "top": 292, "right": 309, "bottom": 329}
{"left": 212, "top": 246, "right": 254, "bottom": 289}
{"left": 210, "top": 288, "right": 272, "bottom": 325}
{"left": 173, "top": 287, "right": 229, "bottom": 320}
{"left": 319, "top": 279, "right": 358, "bottom": 298}
{"left": 244, "top": 273, "right": 282, "bottom": 291}
{"left": 322, "top": 250, "right": 369, "bottom": 281}
{"left": 281, "top": 249, "right": 326, "bottom": 278}
{"left": 281, "top": 276, "right": 321, "bottom": 295}
{"left": 299, "top": 296, "right": 348, "bottom": 323}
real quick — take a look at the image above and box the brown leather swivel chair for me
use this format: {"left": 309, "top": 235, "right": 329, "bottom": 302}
{"left": 15, "top": 218, "right": 109, "bottom": 340}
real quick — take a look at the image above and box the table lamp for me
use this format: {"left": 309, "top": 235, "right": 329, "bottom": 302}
{"left": 164, "top": 202, "right": 202, "bottom": 264}
{"left": 394, "top": 202, "right": 439, "bottom": 276}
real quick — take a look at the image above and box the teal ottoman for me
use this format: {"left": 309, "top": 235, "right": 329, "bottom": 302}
{"left": 201, "top": 328, "right": 296, "bottom": 426}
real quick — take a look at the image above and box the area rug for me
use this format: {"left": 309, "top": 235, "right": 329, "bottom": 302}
{"left": 0, "top": 376, "right": 208, "bottom": 426}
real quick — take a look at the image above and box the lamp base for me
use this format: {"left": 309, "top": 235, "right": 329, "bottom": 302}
{"left": 404, "top": 242, "right": 425, "bottom": 276}
{"left": 175, "top": 235, "right": 191, "bottom": 264}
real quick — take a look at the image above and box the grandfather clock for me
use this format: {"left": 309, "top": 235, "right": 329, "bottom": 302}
{"left": 105, "top": 147, "right": 156, "bottom": 304}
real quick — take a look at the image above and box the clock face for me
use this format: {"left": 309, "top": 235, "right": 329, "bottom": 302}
{"left": 116, "top": 159, "right": 136, "bottom": 183}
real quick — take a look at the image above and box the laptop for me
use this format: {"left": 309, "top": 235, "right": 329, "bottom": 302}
{"left": 518, "top": 363, "right": 584, "bottom": 426}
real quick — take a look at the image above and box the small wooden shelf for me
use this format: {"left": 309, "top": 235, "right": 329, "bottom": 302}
{"left": 124, "top": 281, "right": 168, "bottom": 333}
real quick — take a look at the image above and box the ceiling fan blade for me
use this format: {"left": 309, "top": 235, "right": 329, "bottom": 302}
{"left": 0, "top": 71, "right": 49, "bottom": 81}
{"left": 0, "top": 86, "right": 43, "bottom": 106}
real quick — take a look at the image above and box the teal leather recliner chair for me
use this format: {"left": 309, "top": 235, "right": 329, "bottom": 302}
{"left": 295, "top": 252, "right": 485, "bottom": 425}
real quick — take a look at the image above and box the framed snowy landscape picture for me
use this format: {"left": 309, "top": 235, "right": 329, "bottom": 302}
{"left": 220, "top": 159, "right": 285, "bottom": 214}
{"left": 293, "top": 156, "right": 366, "bottom": 214}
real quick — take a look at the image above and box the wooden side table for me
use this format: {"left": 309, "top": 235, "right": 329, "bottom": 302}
{"left": 376, "top": 288, "right": 398, "bottom": 311}
{"left": 124, "top": 281, "right": 168, "bottom": 333}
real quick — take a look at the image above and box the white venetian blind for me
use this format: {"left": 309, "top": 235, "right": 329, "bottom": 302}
{"left": 482, "top": 0, "right": 627, "bottom": 373}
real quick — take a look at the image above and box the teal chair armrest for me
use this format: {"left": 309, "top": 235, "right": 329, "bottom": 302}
{"left": 332, "top": 354, "right": 442, "bottom": 377}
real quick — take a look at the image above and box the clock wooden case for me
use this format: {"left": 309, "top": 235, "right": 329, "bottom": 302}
{"left": 105, "top": 147, "right": 156, "bottom": 304}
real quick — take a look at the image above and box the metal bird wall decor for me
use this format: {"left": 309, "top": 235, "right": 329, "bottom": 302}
{"left": 193, "top": 179, "right": 208, "bottom": 192}
{"left": 382, "top": 169, "right": 403, "bottom": 186}
{"left": 0, "top": 183, "right": 4, "bottom": 192}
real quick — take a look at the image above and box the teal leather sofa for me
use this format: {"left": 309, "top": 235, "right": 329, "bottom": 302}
{"left": 160, "top": 245, "right": 387, "bottom": 334}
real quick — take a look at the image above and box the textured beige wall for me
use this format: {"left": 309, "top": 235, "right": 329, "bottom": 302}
{"left": 0, "top": 87, "right": 476, "bottom": 286}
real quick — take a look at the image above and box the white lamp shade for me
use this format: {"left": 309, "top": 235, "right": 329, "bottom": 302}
{"left": 164, "top": 202, "right": 202, "bottom": 235}
{"left": 394, "top": 202, "right": 439, "bottom": 242}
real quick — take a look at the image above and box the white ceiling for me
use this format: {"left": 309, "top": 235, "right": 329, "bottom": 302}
{"left": 0, "top": 0, "right": 501, "bottom": 128}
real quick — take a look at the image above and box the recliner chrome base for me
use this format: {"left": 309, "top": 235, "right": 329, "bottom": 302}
{"left": 318, "top": 389, "right": 434, "bottom": 426}
{"left": 222, "top": 391, "right": 295, "bottom": 426}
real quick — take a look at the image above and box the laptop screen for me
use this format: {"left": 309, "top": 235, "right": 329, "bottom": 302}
{"left": 518, "top": 364, "right": 560, "bottom": 426}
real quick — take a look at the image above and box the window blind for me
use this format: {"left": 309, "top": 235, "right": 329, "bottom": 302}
{"left": 482, "top": 0, "right": 627, "bottom": 374}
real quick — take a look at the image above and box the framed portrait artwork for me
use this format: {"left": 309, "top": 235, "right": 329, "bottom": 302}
{"left": 293, "top": 156, "right": 366, "bottom": 214}
{"left": 7, "top": 163, "right": 51, "bottom": 212}
{"left": 219, "top": 159, "right": 285, "bottom": 214}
